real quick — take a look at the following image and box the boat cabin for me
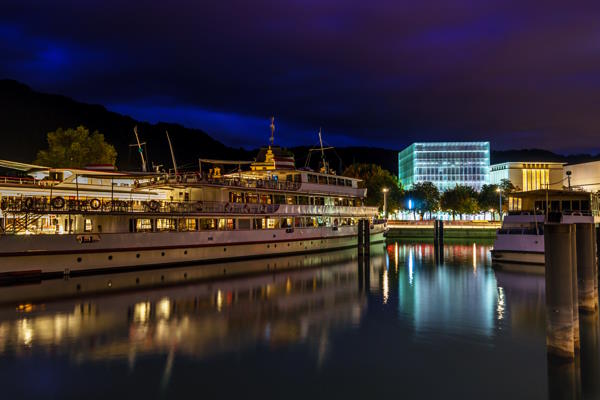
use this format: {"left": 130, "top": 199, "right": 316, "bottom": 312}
{"left": 507, "top": 189, "right": 600, "bottom": 216}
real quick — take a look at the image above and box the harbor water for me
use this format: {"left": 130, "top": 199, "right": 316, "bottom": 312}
{"left": 0, "top": 241, "right": 598, "bottom": 399}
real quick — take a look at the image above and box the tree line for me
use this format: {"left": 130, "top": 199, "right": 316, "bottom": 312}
{"left": 342, "top": 163, "right": 516, "bottom": 219}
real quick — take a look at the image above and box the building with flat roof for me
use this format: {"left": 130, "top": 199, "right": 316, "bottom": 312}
{"left": 564, "top": 161, "right": 600, "bottom": 192}
{"left": 398, "top": 142, "right": 490, "bottom": 191}
{"left": 490, "top": 162, "right": 564, "bottom": 191}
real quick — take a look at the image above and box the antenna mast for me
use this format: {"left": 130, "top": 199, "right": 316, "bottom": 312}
{"left": 269, "top": 116, "right": 275, "bottom": 147}
{"left": 133, "top": 126, "right": 147, "bottom": 172}
{"left": 166, "top": 130, "right": 178, "bottom": 176}
{"left": 318, "top": 127, "right": 329, "bottom": 174}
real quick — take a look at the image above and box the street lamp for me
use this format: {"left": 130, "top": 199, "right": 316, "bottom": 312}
{"left": 496, "top": 187, "right": 502, "bottom": 221}
{"left": 382, "top": 187, "right": 389, "bottom": 219}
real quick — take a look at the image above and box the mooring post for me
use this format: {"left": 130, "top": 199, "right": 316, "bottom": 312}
{"left": 364, "top": 219, "right": 370, "bottom": 255}
{"left": 596, "top": 225, "right": 600, "bottom": 302}
{"left": 544, "top": 223, "right": 575, "bottom": 359}
{"left": 580, "top": 311, "right": 600, "bottom": 398}
{"left": 358, "top": 219, "right": 364, "bottom": 256}
{"left": 570, "top": 226, "right": 580, "bottom": 350}
{"left": 438, "top": 220, "right": 444, "bottom": 243}
{"left": 576, "top": 223, "right": 597, "bottom": 312}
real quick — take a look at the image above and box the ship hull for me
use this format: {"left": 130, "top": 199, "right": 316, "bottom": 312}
{"left": 0, "top": 225, "right": 385, "bottom": 277}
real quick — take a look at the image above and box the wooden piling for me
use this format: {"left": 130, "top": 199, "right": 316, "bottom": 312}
{"left": 570, "top": 226, "right": 580, "bottom": 350}
{"left": 576, "top": 223, "right": 597, "bottom": 312}
{"left": 357, "top": 219, "right": 370, "bottom": 256}
{"left": 594, "top": 226, "right": 599, "bottom": 309}
{"left": 544, "top": 223, "right": 575, "bottom": 359}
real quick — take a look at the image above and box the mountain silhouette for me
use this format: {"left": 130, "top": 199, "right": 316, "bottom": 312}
{"left": 1, "top": 79, "right": 597, "bottom": 175}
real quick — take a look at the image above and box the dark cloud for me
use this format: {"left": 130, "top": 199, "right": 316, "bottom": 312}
{"left": 2, "top": 0, "right": 600, "bottom": 151}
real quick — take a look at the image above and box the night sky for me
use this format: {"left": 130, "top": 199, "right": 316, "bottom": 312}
{"left": 2, "top": 1, "right": 600, "bottom": 152}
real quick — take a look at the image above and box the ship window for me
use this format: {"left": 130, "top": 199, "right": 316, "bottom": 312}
{"left": 274, "top": 195, "right": 286, "bottom": 204}
{"left": 294, "top": 218, "right": 302, "bottom": 228}
{"left": 238, "top": 219, "right": 251, "bottom": 230}
{"left": 581, "top": 200, "right": 590, "bottom": 210}
{"left": 253, "top": 218, "right": 265, "bottom": 229}
{"left": 561, "top": 200, "right": 571, "bottom": 211}
{"left": 337, "top": 178, "right": 344, "bottom": 186}
{"left": 281, "top": 218, "right": 293, "bottom": 228}
{"left": 551, "top": 201, "right": 560, "bottom": 211}
{"left": 218, "top": 218, "right": 235, "bottom": 230}
{"left": 267, "top": 218, "right": 280, "bottom": 229}
{"left": 178, "top": 218, "right": 197, "bottom": 231}
{"left": 84, "top": 219, "right": 93, "bottom": 232}
{"left": 156, "top": 219, "right": 177, "bottom": 231}
{"left": 136, "top": 219, "right": 152, "bottom": 232}
{"left": 572, "top": 200, "right": 580, "bottom": 210}
{"left": 200, "top": 218, "right": 217, "bottom": 230}
{"left": 308, "top": 174, "right": 318, "bottom": 183}
{"left": 298, "top": 196, "right": 309, "bottom": 205}
{"left": 318, "top": 175, "right": 327, "bottom": 184}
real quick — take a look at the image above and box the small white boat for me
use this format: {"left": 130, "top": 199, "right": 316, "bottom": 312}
{"left": 491, "top": 214, "right": 545, "bottom": 266}
{"left": 491, "top": 189, "right": 599, "bottom": 268}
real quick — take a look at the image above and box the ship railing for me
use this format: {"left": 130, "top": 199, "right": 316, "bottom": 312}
{"left": 0, "top": 176, "right": 38, "bottom": 185}
{"left": 0, "top": 196, "right": 378, "bottom": 217}
{"left": 507, "top": 210, "right": 594, "bottom": 216}
{"left": 497, "top": 227, "right": 543, "bottom": 235}
{"left": 274, "top": 204, "right": 379, "bottom": 217}
{"left": 139, "top": 172, "right": 302, "bottom": 191}
{"left": 0, "top": 197, "right": 282, "bottom": 215}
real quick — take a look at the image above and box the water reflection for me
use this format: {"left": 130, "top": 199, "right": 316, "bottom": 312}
{"left": 0, "top": 248, "right": 372, "bottom": 363}
{"left": 0, "top": 241, "right": 598, "bottom": 399}
{"left": 389, "top": 241, "right": 497, "bottom": 339}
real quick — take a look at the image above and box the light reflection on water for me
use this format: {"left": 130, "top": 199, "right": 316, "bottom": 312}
{"left": 0, "top": 241, "right": 597, "bottom": 399}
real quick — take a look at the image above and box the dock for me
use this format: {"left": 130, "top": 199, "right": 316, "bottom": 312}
{"left": 386, "top": 220, "right": 500, "bottom": 239}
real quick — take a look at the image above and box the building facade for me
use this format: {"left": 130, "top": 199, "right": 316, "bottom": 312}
{"left": 490, "top": 162, "right": 564, "bottom": 191}
{"left": 398, "top": 142, "right": 490, "bottom": 191}
{"left": 564, "top": 161, "right": 600, "bottom": 192}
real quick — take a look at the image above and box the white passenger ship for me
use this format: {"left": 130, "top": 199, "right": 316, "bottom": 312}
{"left": 0, "top": 144, "right": 385, "bottom": 278}
{"left": 491, "top": 189, "right": 599, "bottom": 267}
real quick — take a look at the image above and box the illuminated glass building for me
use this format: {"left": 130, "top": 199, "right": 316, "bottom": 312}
{"left": 398, "top": 142, "right": 490, "bottom": 191}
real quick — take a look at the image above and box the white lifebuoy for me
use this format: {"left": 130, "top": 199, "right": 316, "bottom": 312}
{"left": 51, "top": 196, "right": 65, "bottom": 209}
{"left": 90, "top": 198, "right": 101, "bottom": 210}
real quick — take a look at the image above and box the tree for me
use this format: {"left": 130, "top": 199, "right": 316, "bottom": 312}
{"left": 343, "top": 163, "right": 403, "bottom": 213}
{"left": 499, "top": 178, "right": 517, "bottom": 193}
{"left": 407, "top": 181, "right": 440, "bottom": 219}
{"left": 478, "top": 184, "right": 501, "bottom": 218}
{"left": 35, "top": 126, "right": 117, "bottom": 168}
{"left": 440, "top": 185, "right": 479, "bottom": 220}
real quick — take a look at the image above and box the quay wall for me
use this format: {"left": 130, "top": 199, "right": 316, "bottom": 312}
{"left": 387, "top": 222, "right": 499, "bottom": 239}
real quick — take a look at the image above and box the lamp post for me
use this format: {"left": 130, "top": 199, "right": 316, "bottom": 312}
{"left": 382, "top": 188, "right": 389, "bottom": 219}
{"left": 496, "top": 187, "right": 502, "bottom": 221}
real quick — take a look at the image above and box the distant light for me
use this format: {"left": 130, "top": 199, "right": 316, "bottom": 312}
{"left": 408, "top": 199, "right": 413, "bottom": 209}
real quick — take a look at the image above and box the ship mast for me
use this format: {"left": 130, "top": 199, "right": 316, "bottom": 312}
{"left": 318, "top": 127, "right": 329, "bottom": 174}
{"left": 133, "top": 126, "right": 147, "bottom": 172}
{"left": 165, "top": 130, "right": 178, "bottom": 175}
